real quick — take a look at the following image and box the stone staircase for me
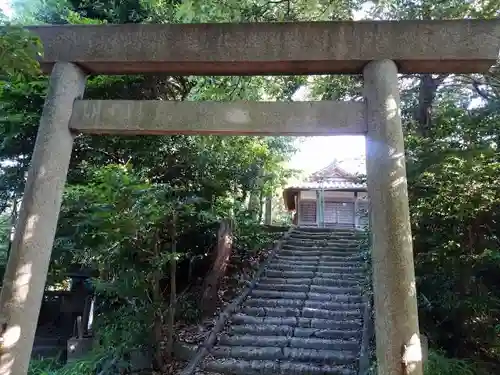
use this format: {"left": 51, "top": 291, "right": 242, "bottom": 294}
{"left": 182, "top": 227, "right": 368, "bottom": 375}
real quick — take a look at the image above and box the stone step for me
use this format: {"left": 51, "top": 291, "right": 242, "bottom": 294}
{"left": 293, "top": 327, "right": 362, "bottom": 340}
{"left": 293, "top": 228, "right": 357, "bottom": 234}
{"left": 302, "top": 308, "right": 362, "bottom": 320}
{"left": 229, "top": 324, "right": 361, "bottom": 340}
{"left": 317, "top": 266, "right": 364, "bottom": 273}
{"left": 291, "top": 229, "right": 358, "bottom": 234}
{"left": 278, "top": 252, "right": 361, "bottom": 260}
{"left": 282, "top": 244, "right": 360, "bottom": 251}
{"left": 311, "top": 277, "right": 362, "bottom": 287}
{"left": 245, "top": 298, "right": 304, "bottom": 308}
{"left": 288, "top": 337, "right": 359, "bottom": 351}
{"left": 284, "top": 243, "right": 359, "bottom": 250}
{"left": 278, "top": 250, "right": 359, "bottom": 257}
{"left": 304, "top": 300, "right": 364, "bottom": 311}
{"left": 263, "top": 270, "right": 364, "bottom": 279}
{"left": 241, "top": 307, "right": 302, "bottom": 317}
{"left": 202, "top": 358, "right": 356, "bottom": 375}
{"left": 299, "top": 318, "right": 363, "bottom": 330}
{"left": 271, "top": 257, "right": 363, "bottom": 265}
{"left": 283, "top": 242, "right": 359, "bottom": 250}
{"left": 307, "top": 293, "right": 363, "bottom": 303}
{"left": 219, "top": 334, "right": 289, "bottom": 347}
{"left": 315, "top": 272, "right": 364, "bottom": 279}
{"left": 287, "top": 236, "right": 359, "bottom": 243}
{"left": 230, "top": 314, "right": 363, "bottom": 329}
{"left": 267, "top": 264, "right": 318, "bottom": 272}
{"left": 290, "top": 231, "right": 359, "bottom": 239}
{"left": 275, "top": 254, "right": 364, "bottom": 262}
{"left": 210, "top": 345, "right": 357, "bottom": 364}
{"left": 269, "top": 259, "right": 363, "bottom": 267}
{"left": 258, "top": 277, "right": 361, "bottom": 287}
{"left": 254, "top": 283, "right": 361, "bottom": 295}
{"left": 250, "top": 289, "right": 307, "bottom": 300}
{"left": 289, "top": 236, "right": 359, "bottom": 243}
{"left": 250, "top": 289, "right": 362, "bottom": 302}
{"left": 267, "top": 264, "right": 364, "bottom": 273}
{"left": 263, "top": 270, "right": 316, "bottom": 278}
{"left": 245, "top": 298, "right": 364, "bottom": 311}
{"left": 259, "top": 277, "right": 313, "bottom": 285}
{"left": 229, "top": 323, "right": 294, "bottom": 336}
{"left": 288, "top": 236, "right": 358, "bottom": 243}
{"left": 309, "top": 285, "right": 361, "bottom": 295}
{"left": 231, "top": 314, "right": 300, "bottom": 326}
{"left": 255, "top": 283, "right": 310, "bottom": 292}
{"left": 218, "top": 334, "right": 359, "bottom": 352}
{"left": 281, "top": 244, "right": 360, "bottom": 252}
{"left": 288, "top": 237, "right": 361, "bottom": 244}
{"left": 240, "top": 306, "right": 362, "bottom": 319}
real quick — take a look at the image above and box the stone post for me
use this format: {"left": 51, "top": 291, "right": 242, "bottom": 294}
{"left": 264, "top": 195, "right": 272, "bottom": 225}
{"left": 0, "top": 62, "right": 86, "bottom": 375}
{"left": 318, "top": 189, "right": 326, "bottom": 228}
{"left": 354, "top": 195, "right": 359, "bottom": 229}
{"left": 363, "top": 59, "right": 423, "bottom": 375}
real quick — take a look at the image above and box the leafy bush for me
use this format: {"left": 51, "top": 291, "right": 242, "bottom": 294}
{"left": 28, "top": 351, "right": 117, "bottom": 375}
{"left": 424, "top": 350, "right": 476, "bottom": 375}
{"left": 367, "top": 350, "right": 476, "bottom": 375}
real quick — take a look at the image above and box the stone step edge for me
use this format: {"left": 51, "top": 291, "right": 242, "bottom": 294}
{"left": 209, "top": 345, "right": 359, "bottom": 363}
{"left": 230, "top": 314, "right": 363, "bottom": 328}
{"left": 229, "top": 324, "right": 362, "bottom": 337}
{"left": 218, "top": 334, "right": 360, "bottom": 347}
{"left": 201, "top": 358, "right": 357, "bottom": 375}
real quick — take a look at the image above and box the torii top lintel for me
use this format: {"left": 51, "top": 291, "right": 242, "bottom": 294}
{"left": 28, "top": 19, "right": 500, "bottom": 76}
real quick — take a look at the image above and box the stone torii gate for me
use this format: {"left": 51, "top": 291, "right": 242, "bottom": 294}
{"left": 0, "top": 19, "right": 499, "bottom": 375}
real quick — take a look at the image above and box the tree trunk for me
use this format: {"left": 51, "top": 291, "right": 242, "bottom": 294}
{"left": 248, "top": 190, "right": 261, "bottom": 220}
{"left": 6, "top": 198, "right": 18, "bottom": 260}
{"left": 166, "top": 214, "right": 177, "bottom": 359}
{"left": 152, "top": 230, "right": 164, "bottom": 368}
{"left": 201, "top": 219, "right": 233, "bottom": 315}
{"left": 415, "top": 74, "right": 446, "bottom": 136}
{"left": 258, "top": 189, "right": 264, "bottom": 223}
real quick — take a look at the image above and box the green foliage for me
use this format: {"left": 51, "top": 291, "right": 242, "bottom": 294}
{"left": 0, "top": 20, "right": 42, "bottom": 80}
{"left": 55, "top": 164, "right": 206, "bottom": 348}
{"left": 232, "top": 208, "right": 280, "bottom": 255}
{"left": 405, "top": 95, "right": 500, "bottom": 362}
{"left": 424, "top": 350, "right": 477, "bottom": 375}
{"left": 28, "top": 351, "right": 115, "bottom": 375}
{"left": 367, "top": 350, "right": 477, "bottom": 375}
{"left": 0, "top": 213, "right": 11, "bottom": 261}
{"left": 28, "top": 357, "right": 60, "bottom": 375}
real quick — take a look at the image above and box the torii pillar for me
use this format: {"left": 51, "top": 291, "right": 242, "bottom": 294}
{"left": 0, "top": 62, "right": 86, "bottom": 375}
{"left": 364, "top": 59, "right": 422, "bottom": 375}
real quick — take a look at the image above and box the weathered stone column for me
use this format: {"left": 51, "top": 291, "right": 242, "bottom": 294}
{"left": 354, "top": 195, "right": 359, "bottom": 229}
{"left": 0, "top": 62, "right": 86, "bottom": 375}
{"left": 363, "top": 59, "right": 423, "bottom": 375}
{"left": 264, "top": 195, "right": 272, "bottom": 225}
